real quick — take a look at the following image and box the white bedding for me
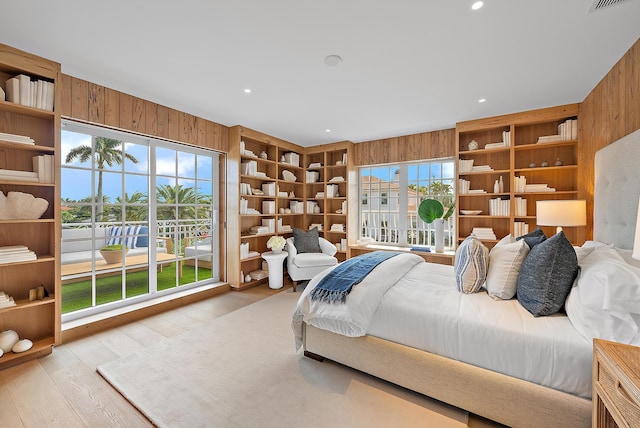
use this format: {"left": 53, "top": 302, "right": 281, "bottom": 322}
{"left": 293, "top": 254, "right": 593, "bottom": 399}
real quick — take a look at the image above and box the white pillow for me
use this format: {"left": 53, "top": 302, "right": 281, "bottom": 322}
{"left": 565, "top": 246, "right": 640, "bottom": 345}
{"left": 485, "top": 237, "right": 530, "bottom": 300}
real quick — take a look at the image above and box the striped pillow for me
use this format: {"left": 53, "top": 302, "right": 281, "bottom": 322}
{"left": 107, "top": 225, "right": 142, "bottom": 249}
{"left": 454, "top": 236, "right": 489, "bottom": 293}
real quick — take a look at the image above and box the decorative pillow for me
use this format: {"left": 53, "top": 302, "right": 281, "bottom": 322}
{"left": 516, "top": 227, "right": 546, "bottom": 249}
{"left": 565, "top": 246, "right": 640, "bottom": 345}
{"left": 485, "top": 237, "right": 530, "bottom": 300}
{"left": 293, "top": 227, "right": 321, "bottom": 253}
{"left": 454, "top": 236, "right": 489, "bottom": 294}
{"left": 136, "top": 226, "right": 149, "bottom": 248}
{"left": 107, "top": 225, "right": 141, "bottom": 249}
{"left": 517, "top": 231, "right": 578, "bottom": 317}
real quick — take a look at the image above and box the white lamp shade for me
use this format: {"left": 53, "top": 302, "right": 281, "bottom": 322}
{"left": 536, "top": 200, "right": 587, "bottom": 228}
{"left": 633, "top": 198, "right": 640, "bottom": 260}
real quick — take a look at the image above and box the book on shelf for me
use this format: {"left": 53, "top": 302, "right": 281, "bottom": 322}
{"left": 514, "top": 197, "right": 528, "bottom": 216}
{"left": 513, "top": 222, "right": 529, "bottom": 238}
{"left": 0, "top": 251, "right": 37, "bottom": 264}
{"left": 558, "top": 118, "right": 578, "bottom": 141}
{"left": 0, "top": 131, "right": 35, "bottom": 145}
{"left": 0, "top": 170, "right": 39, "bottom": 182}
{"left": 458, "top": 179, "right": 470, "bottom": 194}
{"left": 484, "top": 142, "right": 505, "bottom": 149}
{"left": 489, "top": 198, "right": 510, "bottom": 216}
{"left": 470, "top": 165, "right": 493, "bottom": 172}
{"left": 471, "top": 227, "right": 496, "bottom": 240}
{"left": 4, "top": 74, "right": 55, "bottom": 112}
{"left": 0, "top": 291, "right": 16, "bottom": 309}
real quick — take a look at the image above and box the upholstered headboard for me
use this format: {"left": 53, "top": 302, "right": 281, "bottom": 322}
{"left": 594, "top": 128, "right": 640, "bottom": 249}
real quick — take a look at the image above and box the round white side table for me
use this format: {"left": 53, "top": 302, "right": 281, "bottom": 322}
{"left": 261, "top": 251, "right": 288, "bottom": 289}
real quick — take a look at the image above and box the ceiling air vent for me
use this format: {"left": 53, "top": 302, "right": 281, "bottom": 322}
{"left": 589, "top": 0, "right": 636, "bottom": 12}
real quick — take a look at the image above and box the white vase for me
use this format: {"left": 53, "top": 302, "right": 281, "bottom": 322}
{"left": 434, "top": 219, "right": 445, "bottom": 253}
{"left": 0, "top": 329, "right": 19, "bottom": 353}
{"left": 272, "top": 248, "right": 282, "bottom": 254}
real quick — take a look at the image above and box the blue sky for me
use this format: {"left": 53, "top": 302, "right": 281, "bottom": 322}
{"left": 61, "top": 130, "right": 213, "bottom": 202}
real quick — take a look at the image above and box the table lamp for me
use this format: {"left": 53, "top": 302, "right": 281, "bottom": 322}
{"left": 536, "top": 200, "right": 587, "bottom": 234}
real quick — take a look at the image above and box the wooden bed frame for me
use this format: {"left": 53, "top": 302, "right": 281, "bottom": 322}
{"left": 301, "top": 128, "right": 640, "bottom": 427}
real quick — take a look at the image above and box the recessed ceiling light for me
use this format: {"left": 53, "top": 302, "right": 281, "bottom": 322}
{"left": 471, "top": 1, "right": 484, "bottom": 10}
{"left": 324, "top": 55, "right": 342, "bottom": 67}
{"left": 478, "top": 98, "right": 486, "bottom": 103}
{"left": 325, "top": 129, "right": 331, "bottom": 133}
{"left": 244, "top": 88, "right": 252, "bottom": 94}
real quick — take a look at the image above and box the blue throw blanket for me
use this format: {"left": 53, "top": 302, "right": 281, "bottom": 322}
{"left": 310, "top": 251, "right": 401, "bottom": 303}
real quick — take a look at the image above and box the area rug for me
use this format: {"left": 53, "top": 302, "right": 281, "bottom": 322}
{"left": 97, "top": 290, "right": 469, "bottom": 427}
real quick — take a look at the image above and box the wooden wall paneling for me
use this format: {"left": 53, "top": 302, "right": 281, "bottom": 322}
{"left": 88, "top": 82, "right": 104, "bottom": 124}
{"left": 579, "top": 37, "right": 640, "bottom": 242}
{"left": 196, "top": 117, "right": 206, "bottom": 148}
{"left": 168, "top": 108, "right": 180, "bottom": 141}
{"left": 156, "top": 104, "right": 169, "bottom": 139}
{"left": 104, "top": 87, "right": 120, "bottom": 127}
{"left": 131, "top": 97, "right": 145, "bottom": 132}
{"left": 118, "top": 93, "right": 133, "bottom": 130}
{"left": 353, "top": 128, "right": 456, "bottom": 166}
{"left": 71, "top": 78, "right": 89, "bottom": 121}
{"left": 59, "top": 74, "right": 72, "bottom": 116}
{"left": 145, "top": 101, "right": 158, "bottom": 136}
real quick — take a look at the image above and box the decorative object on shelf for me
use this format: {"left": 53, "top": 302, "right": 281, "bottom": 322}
{"left": 418, "top": 199, "right": 455, "bottom": 253}
{"left": 266, "top": 235, "right": 286, "bottom": 254}
{"left": 12, "top": 338, "right": 33, "bottom": 353}
{"left": 282, "top": 170, "right": 297, "bottom": 182}
{"left": 499, "top": 176, "right": 504, "bottom": 193}
{"left": 99, "top": 244, "right": 128, "bottom": 264}
{"left": 528, "top": 161, "right": 537, "bottom": 168}
{"left": 493, "top": 179, "right": 500, "bottom": 193}
{"left": 540, "top": 159, "right": 549, "bottom": 167}
{"left": 245, "top": 274, "right": 251, "bottom": 282}
{"left": 0, "top": 191, "right": 49, "bottom": 219}
{"left": 460, "top": 210, "right": 482, "bottom": 215}
{"left": 0, "top": 329, "right": 19, "bottom": 353}
{"left": 468, "top": 140, "right": 479, "bottom": 151}
{"left": 555, "top": 158, "right": 563, "bottom": 166}
{"left": 259, "top": 151, "right": 268, "bottom": 159}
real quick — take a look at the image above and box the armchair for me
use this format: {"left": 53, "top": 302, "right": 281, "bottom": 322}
{"left": 286, "top": 236, "right": 338, "bottom": 291}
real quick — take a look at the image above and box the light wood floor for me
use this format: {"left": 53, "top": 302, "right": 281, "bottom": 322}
{"left": 0, "top": 281, "right": 502, "bottom": 428}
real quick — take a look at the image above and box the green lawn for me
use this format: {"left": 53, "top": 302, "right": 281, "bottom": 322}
{"left": 62, "top": 263, "right": 212, "bottom": 313}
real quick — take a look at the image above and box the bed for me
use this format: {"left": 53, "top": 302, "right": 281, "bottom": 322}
{"left": 292, "top": 128, "right": 640, "bottom": 428}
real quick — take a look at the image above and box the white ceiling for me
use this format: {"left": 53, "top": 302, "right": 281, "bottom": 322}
{"left": 1, "top": 1, "right": 639, "bottom": 147}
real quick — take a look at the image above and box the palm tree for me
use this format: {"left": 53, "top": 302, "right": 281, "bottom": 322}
{"left": 65, "top": 137, "right": 139, "bottom": 220}
{"left": 155, "top": 184, "right": 212, "bottom": 220}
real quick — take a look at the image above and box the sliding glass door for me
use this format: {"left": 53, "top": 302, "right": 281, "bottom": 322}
{"left": 61, "top": 121, "right": 220, "bottom": 321}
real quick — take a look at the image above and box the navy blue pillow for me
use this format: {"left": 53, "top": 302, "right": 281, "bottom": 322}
{"left": 136, "top": 226, "right": 149, "bottom": 248}
{"left": 516, "top": 227, "right": 546, "bottom": 249}
{"left": 517, "top": 231, "right": 578, "bottom": 317}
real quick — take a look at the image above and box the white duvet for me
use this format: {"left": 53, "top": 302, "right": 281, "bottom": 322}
{"left": 292, "top": 253, "right": 593, "bottom": 399}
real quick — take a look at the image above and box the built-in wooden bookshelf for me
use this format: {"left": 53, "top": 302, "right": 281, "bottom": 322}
{"left": 456, "top": 104, "right": 581, "bottom": 248}
{"left": 228, "top": 126, "right": 305, "bottom": 289}
{"left": 304, "top": 141, "right": 355, "bottom": 263}
{"left": 0, "top": 43, "right": 61, "bottom": 369}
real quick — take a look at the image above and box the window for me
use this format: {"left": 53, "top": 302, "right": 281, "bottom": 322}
{"left": 60, "top": 120, "right": 221, "bottom": 321}
{"left": 359, "top": 158, "right": 455, "bottom": 249}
